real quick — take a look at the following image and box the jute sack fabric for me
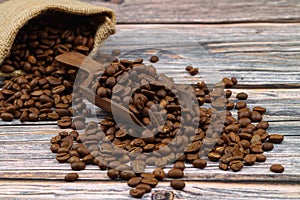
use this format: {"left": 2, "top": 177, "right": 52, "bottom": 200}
{"left": 0, "top": 0, "right": 116, "bottom": 65}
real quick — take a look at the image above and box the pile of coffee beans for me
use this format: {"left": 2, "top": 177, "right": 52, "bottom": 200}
{"left": 0, "top": 11, "right": 96, "bottom": 125}
{"left": 48, "top": 54, "right": 284, "bottom": 198}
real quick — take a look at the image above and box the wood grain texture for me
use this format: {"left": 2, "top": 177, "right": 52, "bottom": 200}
{"left": 101, "top": 24, "right": 300, "bottom": 85}
{"left": 81, "top": 0, "right": 300, "bottom": 23}
{"left": 0, "top": 180, "right": 299, "bottom": 200}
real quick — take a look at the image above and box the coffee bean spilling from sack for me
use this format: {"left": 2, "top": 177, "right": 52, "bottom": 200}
{"left": 50, "top": 57, "right": 284, "bottom": 199}
{"left": 0, "top": 12, "right": 94, "bottom": 125}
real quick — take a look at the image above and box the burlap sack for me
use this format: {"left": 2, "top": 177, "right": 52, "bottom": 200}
{"left": 0, "top": 0, "right": 116, "bottom": 65}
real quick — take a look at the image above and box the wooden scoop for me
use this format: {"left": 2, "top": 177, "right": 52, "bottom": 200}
{"left": 55, "top": 51, "right": 146, "bottom": 128}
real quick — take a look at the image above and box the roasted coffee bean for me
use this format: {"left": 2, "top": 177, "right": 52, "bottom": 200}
{"left": 174, "top": 161, "right": 185, "bottom": 170}
{"left": 251, "top": 111, "right": 262, "bottom": 122}
{"left": 56, "top": 152, "right": 70, "bottom": 163}
{"left": 153, "top": 168, "right": 165, "bottom": 180}
{"left": 263, "top": 142, "right": 274, "bottom": 151}
{"left": 130, "top": 188, "right": 146, "bottom": 198}
{"left": 219, "top": 163, "right": 228, "bottom": 171}
{"left": 170, "top": 180, "right": 185, "bottom": 190}
{"left": 185, "top": 66, "right": 193, "bottom": 71}
{"left": 268, "top": 134, "right": 284, "bottom": 144}
{"left": 107, "top": 169, "right": 120, "bottom": 179}
{"left": 244, "top": 154, "right": 256, "bottom": 165}
{"left": 189, "top": 68, "right": 199, "bottom": 76}
{"left": 68, "top": 156, "right": 80, "bottom": 164}
{"left": 141, "top": 177, "right": 158, "bottom": 188}
{"left": 167, "top": 168, "right": 184, "bottom": 179}
{"left": 64, "top": 173, "right": 79, "bottom": 182}
{"left": 229, "top": 160, "right": 244, "bottom": 172}
{"left": 236, "top": 92, "right": 248, "bottom": 100}
{"left": 150, "top": 55, "right": 159, "bottom": 63}
{"left": 1, "top": 112, "right": 14, "bottom": 121}
{"left": 208, "top": 152, "right": 221, "bottom": 161}
{"left": 136, "top": 184, "right": 152, "bottom": 193}
{"left": 235, "top": 101, "right": 247, "bottom": 110}
{"left": 270, "top": 164, "right": 284, "bottom": 173}
{"left": 128, "top": 177, "right": 142, "bottom": 188}
{"left": 120, "top": 170, "right": 136, "bottom": 180}
{"left": 192, "top": 159, "right": 207, "bottom": 169}
{"left": 253, "top": 106, "right": 267, "bottom": 114}
{"left": 71, "top": 161, "right": 86, "bottom": 171}
{"left": 256, "top": 154, "right": 267, "bottom": 162}
{"left": 50, "top": 143, "right": 60, "bottom": 153}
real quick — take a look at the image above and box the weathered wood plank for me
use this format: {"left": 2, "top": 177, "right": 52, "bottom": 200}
{"left": 0, "top": 131, "right": 298, "bottom": 182}
{"left": 0, "top": 180, "right": 299, "bottom": 199}
{"left": 1, "top": 0, "right": 299, "bottom": 23}
{"left": 98, "top": 24, "right": 300, "bottom": 85}
{"left": 81, "top": 0, "right": 300, "bottom": 23}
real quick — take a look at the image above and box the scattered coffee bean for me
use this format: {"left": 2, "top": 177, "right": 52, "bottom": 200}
{"left": 185, "top": 66, "right": 193, "bottom": 71}
{"left": 128, "top": 177, "right": 142, "bottom": 187}
{"left": 107, "top": 169, "right": 120, "bottom": 179}
{"left": 269, "top": 134, "right": 284, "bottom": 144}
{"left": 270, "top": 164, "right": 284, "bottom": 173}
{"left": 153, "top": 168, "right": 165, "bottom": 180}
{"left": 130, "top": 188, "right": 146, "bottom": 198}
{"left": 189, "top": 68, "right": 199, "bottom": 76}
{"left": 64, "top": 173, "right": 79, "bottom": 182}
{"left": 71, "top": 161, "right": 86, "bottom": 171}
{"left": 150, "top": 55, "right": 159, "bottom": 63}
{"left": 263, "top": 142, "right": 274, "bottom": 151}
{"left": 170, "top": 180, "right": 185, "bottom": 190}
{"left": 192, "top": 159, "right": 207, "bottom": 169}
{"left": 236, "top": 92, "right": 248, "bottom": 100}
{"left": 135, "top": 184, "right": 151, "bottom": 193}
{"left": 168, "top": 168, "right": 184, "bottom": 179}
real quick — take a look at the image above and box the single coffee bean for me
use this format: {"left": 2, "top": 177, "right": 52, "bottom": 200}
{"left": 235, "top": 101, "right": 247, "bottom": 110}
{"left": 68, "top": 156, "right": 80, "bottom": 164}
{"left": 56, "top": 152, "right": 70, "bottom": 163}
{"left": 141, "top": 177, "right": 158, "bottom": 188}
{"left": 150, "top": 55, "right": 159, "bottom": 63}
{"left": 256, "top": 154, "right": 267, "bottom": 162}
{"left": 253, "top": 106, "right": 267, "bottom": 114}
{"left": 128, "top": 177, "right": 142, "bottom": 187}
{"left": 120, "top": 170, "right": 136, "bottom": 180}
{"left": 107, "top": 169, "right": 120, "bottom": 179}
{"left": 153, "top": 168, "right": 165, "bottom": 180}
{"left": 268, "top": 134, "right": 284, "bottom": 144}
{"left": 71, "top": 161, "right": 86, "bottom": 171}
{"left": 263, "top": 142, "right": 274, "bottom": 151}
{"left": 236, "top": 92, "right": 248, "bottom": 100}
{"left": 189, "top": 68, "right": 199, "bottom": 76}
{"left": 185, "top": 66, "right": 193, "bottom": 71}
{"left": 50, "top": 143, "right": 60, "bottom": 153}
{"left": 219, "top": 163, "right": 228, "bottom": 171}
{"left": 208, "top": 152, "right": 221, "bottom": 161}
{"left": 167, "top": 168, "right": 184, "bottom": 179}
{"left": 173, "top": 161, "right": 185, "bottom": 171}
{"left": 136, "top": 183, "right": 152, "bottom": 193}
{"left": 244, "top": 154, "right": 256, "bottom": 165}
{"left": 1, "top": 112, "right": 14, "bottom": 121}
{"left": 130, "top": 188, "right": 146, "bottom": 198}
{"left": 251, "top": 111, "right": 262, "bottom": 122}
{"left": 270, "top": 164, "right": 284, "bottom": 173}
{"left": 192, "top": 159, "right": 207, "bottom": 169}
{"left": 170, "top": 180, "right": 185, "bottom": 190}
{"left": 64, "top": 173, "right": 79, "bottom": 182}
{"left": 230, "top": 160, "right": 244, "bottom": 172}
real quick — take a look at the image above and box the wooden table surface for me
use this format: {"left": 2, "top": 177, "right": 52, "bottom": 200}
{"left": 0, "top": 0, "right": 300, "bottom": 199}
